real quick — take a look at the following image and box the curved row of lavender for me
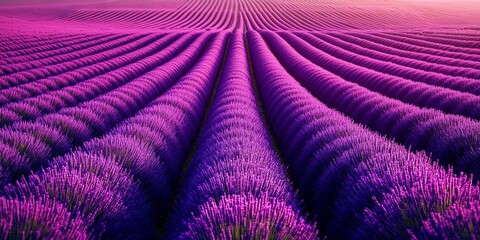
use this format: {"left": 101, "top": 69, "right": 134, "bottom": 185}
{"left": 1, "top": 0, "right": 480, "bottom": 239}
{"left": 248, "top": 30, "right": 480, "bottom": 239}
{"left": 261, "top": 31, "right": 480, "bottom": 182}
{"left": 1, "top": 31, "right": 225, "bottom": 238}
{"left": 0, "top": 33, "right": 172, "bottom": 105}
{"left": 164, "top": 31, "right": 318, "bottom": 239}
{"left": 278, "top": 32, "right": 480, "bottom": 120}
{"left": 1, "top": 28, "right": 480, "bottom": 239}
{"left": 0, "top": 32, "right": 208, "bottom": 186}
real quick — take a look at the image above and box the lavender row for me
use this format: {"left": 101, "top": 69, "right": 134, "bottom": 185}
{"left": 326, "top": 33, "right": 480, "bottom": 79}
{"left": 420, "top": 31, "right": 480, "bottom": 38}
{"left": 306, "top": 32, "right": 480, "bottom": 92}
{"left": 2, "top": 150, "right": 157, "bottom": 239}
{"left": 0, "top": 34, "right": 90, "bottom": 54}
{"left": 348, "top": 33, "right": 480, "bottom": 64}
{"left": 0, "top": 32, "right": 212, "bottom": 187}
{"left": 0, "top": 34, "right": 77, "bottom": 48}
{"left": 104, "top": 30, "right": 228, "bottom": 200}
{"left": 0, "top": 33, "right": 192, "bottom": 126}
{"left": 165, "top": 32, "right": 318, "bottom": 239}
{"left": 422, "top": 32, "right": 480, "bottom": 41}
{"left": 387, "top": 32, "right": 480, "bottom": 49}
{"left": 0, "top": 34, "right": 124, "bottom": 66}
{"left": 248, "top": 30, "right": 480, "bottom": 239}
{"left": 0, "top": 34, "right": 128, "bottom": 73}
{"left": 0, "top": 34, "right": 109, "bottom": 59}
{"left": 0, "top": 197, "right": 89, "bottom": 239}
{"left": 0, "top": 34, "right": 92, "bottom": 52}
{"left": 0, "top": 33, "right": 175, "bottom": 107}
{"left": 331, "top": 33, "right": 480, "bottom": 70}
{"left": 275, "top": 32, "right": 480, "bottom": 120}
{"left": 356, "top": 33, "right": 480, "bottom": 62}
{"left": 0, "top": 33, "right": 163, "bottom": 91}
{"left": 0, "top": 31, "right": 227, "bottom": 239}
{"left": 262, "top": 31, "right": 480, "bottom": 181}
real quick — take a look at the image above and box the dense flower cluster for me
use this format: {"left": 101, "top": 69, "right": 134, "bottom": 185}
{"left": 248, "top": 30, "right": 480, "bottom": 239}
{"left": 262, "top": 30, "right": 480, "bottom": 182}
{"left": 165, "top": 32, "right": 318, "bottom": 239}
{"left": 0, "top": 31, "right": 227, "bottom": 238}
{"left": 1, "top": 2, "right": 480, "bottom": 238}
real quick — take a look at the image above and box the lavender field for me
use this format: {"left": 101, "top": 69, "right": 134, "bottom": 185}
{"left": 1, "top": 0, "right": 480, "bottom": 239}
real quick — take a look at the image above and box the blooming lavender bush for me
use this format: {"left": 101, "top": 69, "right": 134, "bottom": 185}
{"left": 1, "top": 1, "right": 480, "bottom": 239}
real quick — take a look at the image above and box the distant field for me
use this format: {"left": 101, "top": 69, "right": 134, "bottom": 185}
{"left": 1, "top": 0, "right": 479, "bottom": 239}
